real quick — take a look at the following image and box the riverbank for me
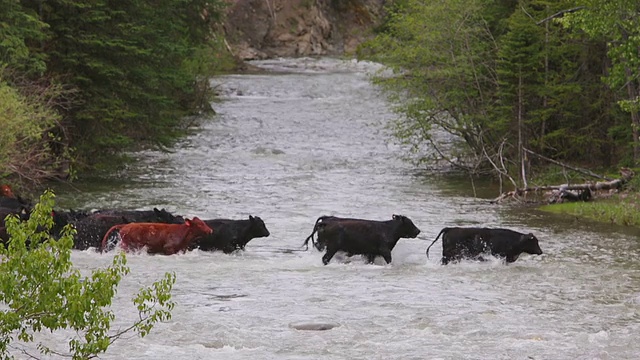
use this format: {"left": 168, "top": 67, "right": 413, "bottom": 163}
{"left": 536, "top": 169, "right": 640, "bottom": 227}
{"left": 540, "top": 191, "right": 640, "bottom": 227}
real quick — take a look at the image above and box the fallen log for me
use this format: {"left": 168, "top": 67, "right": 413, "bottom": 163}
{"left": 491, "top": 168, "right": 634, "bottom": 204}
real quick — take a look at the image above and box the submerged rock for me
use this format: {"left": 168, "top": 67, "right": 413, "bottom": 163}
{"left": 289, "top": 322, "right": 340, "bottom": 331}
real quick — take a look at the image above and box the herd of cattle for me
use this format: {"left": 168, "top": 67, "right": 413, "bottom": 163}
{"left": 1, "top": 184, "right": 543, "bottom": 264}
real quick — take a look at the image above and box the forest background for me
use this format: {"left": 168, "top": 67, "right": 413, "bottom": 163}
{"left": 0, "top": 0, "right": 235, "bottom": 186}
{"left": 356, "top": 0, "right": 640, "bottom": 224}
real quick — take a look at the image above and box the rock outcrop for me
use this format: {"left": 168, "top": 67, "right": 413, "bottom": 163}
{"left": 223, "top": 0, "right": 386, "bottom": 60}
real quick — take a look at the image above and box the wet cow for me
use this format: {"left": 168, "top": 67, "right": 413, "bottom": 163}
{"left": 0, "top": 195, "right": 31, "bottom": 213}
{"left": 1, "top": 207, "right": 29, "bottom": 225}
{"left": 190, "top": 215, "right": 270, "bottom": 253}
{"left": 101, "top": 217, "right": 213, "bottom": 255}
{"left": 0, "top": 184, "right": 32, "bottom": 212}
{"left": 58, "top": 208, "right": 184, "bottom": 250}
{"left": 304, "top": 214, "right": 421, "bottom": 265}
{"left": 93, "top": 208, "right": 185, "bottom": 224}
{"left": 426, "top": 227, "right": 543, "bottom": 265}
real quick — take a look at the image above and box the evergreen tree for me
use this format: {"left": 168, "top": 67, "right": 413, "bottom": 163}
{"left": 561, "top": 0, "right": 640, "bottom": 165}
{"left": 360, "top": 0, "right": 628, "bottom": 181}
{"left": 0, "top": 0, "right": 48, "bottom": 75}
{"left": 358, "top": 0, "right": 508, "bottom": 170}
{"left": 34, "top": 0, "right": 226, "bottom": 164}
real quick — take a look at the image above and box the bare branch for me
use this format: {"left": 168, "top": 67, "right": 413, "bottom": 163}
{"left": 536, "top": 6, "right": 586, "bottom": 25}
{"left": 523, "top": 148, "right": 612, "bottom": 180}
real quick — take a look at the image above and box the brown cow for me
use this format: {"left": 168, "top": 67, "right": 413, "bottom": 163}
{"left": 101, "top": 217, "right": 213, "bottom": 255}
{"left": 1, "top": 185, "right": 15, "bottom": 198}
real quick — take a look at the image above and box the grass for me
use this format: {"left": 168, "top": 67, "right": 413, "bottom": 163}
{"left": 533, "top": 165, "right": 640, "bottom": 227}
{"left": 539, "top": 193, "right": 640, "bottom": 227}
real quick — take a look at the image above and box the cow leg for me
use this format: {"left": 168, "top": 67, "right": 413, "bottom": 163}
{"left": 366, "top": 254, "right": 376, "bottom": 264}
{"left": 322, "top": 247, "right": 339, "bottom": 265}
{"left": 163, "top": 242, "right": 179, "bottom": 255}
{"left": 380, "top": 247, "right": 392, "bottom": 264}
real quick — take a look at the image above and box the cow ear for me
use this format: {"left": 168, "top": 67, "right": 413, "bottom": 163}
{"left": 185, "top": 219, "right": 192, "bottom": 227}
{"left": 249, "top": 215, "right": 254, "bottom": 221}
{"left": 392, "top": 214, "right": 398, "bottom": 219}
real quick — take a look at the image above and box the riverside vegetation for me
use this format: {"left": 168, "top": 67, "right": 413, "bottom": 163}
{"left": 0, "top": 0, "right": 236, "bottom": 186}
{"left": 356, "top": 0, "right": 640, "bottom": 227}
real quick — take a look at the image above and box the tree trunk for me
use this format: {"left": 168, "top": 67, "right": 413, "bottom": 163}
{"left": 625, "top": 75, "right": 640, "bottom": 164}
{"left": 621, "top": 30, "right": 640, "bottom": 165}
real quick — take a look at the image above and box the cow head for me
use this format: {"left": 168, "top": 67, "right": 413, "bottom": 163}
{"left": 392, "top": 214, "right": 421, "bottom": 238}
{"left": 249, "top": 215, "right": 270, "bottom": 238}
{"left": 154, "top": 208, "right": 185, "bottom": 224}
{"left": 186, "top": 217, "right": 214, "bottom": 235}
{"left": 519, "top": 233, "right": 543, "bottom": 255}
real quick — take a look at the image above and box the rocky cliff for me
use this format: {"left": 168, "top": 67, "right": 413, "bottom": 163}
{"left": 223, "top": 0, "right": 386, "bottom": 60}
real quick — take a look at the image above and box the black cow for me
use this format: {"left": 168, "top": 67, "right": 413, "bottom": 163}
{"left": 68, "top": 208, "right": 185, "bottom": 250}
{"left": 51, "top": 209, "right": 90, "bottom": 237}
{"left": 303, "top": 215, "right": 370, "bottom": 251}
{"left": 304, "top": 214, "right": 421, "bottom": 265}
{"left": 93, "top": 208, "right": 185, "bottom": 224}
{"left": 0, "top": 207, "right": 29, "bottom": 226}
{"left": 426, "top": 227, "right": 543, "bottom": 265}
{"left": 0, "top": 197, "right": 31, "bottom": 213}
{"left": 190, "top": 215, "right": 270, "bottom": 253}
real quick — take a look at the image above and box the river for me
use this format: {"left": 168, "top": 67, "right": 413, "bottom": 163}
{"left": 40, "top": 58, "right": 640, "bottom": 359}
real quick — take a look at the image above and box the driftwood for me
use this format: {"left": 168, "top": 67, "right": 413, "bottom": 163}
{"left": 492, "top": 168, "right": 635, "bottom": 204}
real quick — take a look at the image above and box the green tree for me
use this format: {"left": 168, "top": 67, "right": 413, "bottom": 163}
{"left": 358, "top": 0, "right": 504, "bottom": 170}
{"left": 0, "top": 190, "right": 176, "bottom": 359}
{"left": 0, "top": 0, "right": 48, "bottom": 75}
{"left": 495, "top": 8, "right": 545, "bottom": 186}
{"left": 561, "top": 0, "right": 640, "bottom": 164}
{"left": 0, "top": 73, "right": 70, "bottom": 183}
{"left": 34, "top": 0, "right": 227, "bottom": 165}
{"left": 1, "top": 0, "right": 233, "bottom": 181}
{"left": 360, "top": 0, "right": 628, "bottom": 186}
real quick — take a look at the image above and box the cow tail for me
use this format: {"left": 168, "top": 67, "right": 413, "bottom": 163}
{"left": 101, "top": 224, "right": 125, "bottom": 253}
{"left": 302, "top": 216, "right": 328, "bottom": 251}
{"left": 426, "top": 228, "right": 449, "bottom": 258}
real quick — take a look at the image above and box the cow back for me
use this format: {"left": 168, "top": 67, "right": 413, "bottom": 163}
{"left": 94, "top": 208, "right": 184, "bottom": 224}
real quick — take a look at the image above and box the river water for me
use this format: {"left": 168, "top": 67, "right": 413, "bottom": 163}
{"left": 41, "top": 58, "right": 640, "bottom": 359}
